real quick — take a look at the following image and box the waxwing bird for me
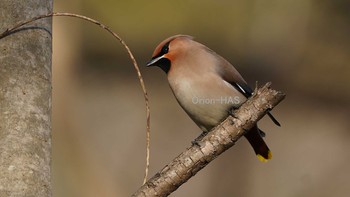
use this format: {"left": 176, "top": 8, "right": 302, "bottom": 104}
{"left": 147, "top": 35, "right": 280, "bottom": 162}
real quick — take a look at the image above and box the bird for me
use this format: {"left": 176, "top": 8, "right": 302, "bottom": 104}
{"left": 146, "top": 35, "right": 280, "bottom": 162}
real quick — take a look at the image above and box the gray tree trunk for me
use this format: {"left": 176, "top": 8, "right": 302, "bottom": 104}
{"left": 0, "top": 0, "right": 52, "bottom": 196}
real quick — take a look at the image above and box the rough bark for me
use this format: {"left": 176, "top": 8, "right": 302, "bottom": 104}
{"left": 0, "top": 1, "right": 52, "bottom": 196}
{"left": 132, "top": 83, "right": 285, "bottom": 197}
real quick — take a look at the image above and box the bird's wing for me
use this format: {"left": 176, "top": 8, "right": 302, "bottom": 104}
{"left": 232, "top": 82, "right": 281, "bottom": 126}
{"left": 218, "top": 59, "right": 281, "bottom": 127}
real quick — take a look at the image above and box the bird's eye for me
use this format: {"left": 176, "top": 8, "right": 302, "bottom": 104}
{"left": 160, "top": 42, "right": 170, "bottom": 55}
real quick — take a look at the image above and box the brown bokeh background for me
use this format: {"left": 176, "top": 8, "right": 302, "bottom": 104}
{"left": 52, "top": 1, "right": 350, "bottom": 196}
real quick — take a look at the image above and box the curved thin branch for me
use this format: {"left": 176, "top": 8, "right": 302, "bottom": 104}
{"left": 0, "top": 12, "right": 151, "bottom": 184}
{"left": 132, "top": 83, "right": 285, "bottom": 197}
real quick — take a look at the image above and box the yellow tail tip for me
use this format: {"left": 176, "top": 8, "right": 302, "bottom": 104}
{"left": 257, "top": 151, "right": 272, "bottom": 162}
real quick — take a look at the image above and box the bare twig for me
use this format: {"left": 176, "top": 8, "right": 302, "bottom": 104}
{"left": 0, "top": 12, "right": 151, "bottom": 184}
{"left": 132, "top": 83, "right": 285, "bottom": 197}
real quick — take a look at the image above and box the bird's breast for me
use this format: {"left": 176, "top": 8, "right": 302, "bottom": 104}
{"left": 168, "top": 74, "right": 246, "bottom": 132}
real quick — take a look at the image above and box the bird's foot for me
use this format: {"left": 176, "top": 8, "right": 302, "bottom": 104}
{"left": 227, "top": 107, "right": 238, "bottom": 118}
{"left": 191, "top": 131, "right": 209, "bottom": 146}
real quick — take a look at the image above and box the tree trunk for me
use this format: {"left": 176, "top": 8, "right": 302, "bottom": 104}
{"left": 0, "top": 1, "right": 52, "bottom": 196}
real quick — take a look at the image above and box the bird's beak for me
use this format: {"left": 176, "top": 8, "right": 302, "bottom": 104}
{"left": 146, "top": 55, "right": 164, "bottom": 67}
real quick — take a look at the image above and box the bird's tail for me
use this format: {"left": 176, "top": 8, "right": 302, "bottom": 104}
{"left": 244, "top": 125, "right": 272, "bottom": 162}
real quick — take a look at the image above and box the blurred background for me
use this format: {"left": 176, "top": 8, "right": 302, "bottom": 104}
{"left": 52, "top": 0, "right": 350, "bottom": 196}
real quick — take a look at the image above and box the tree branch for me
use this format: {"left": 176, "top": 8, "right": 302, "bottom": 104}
{"left": 132, "top": 83, "right": 285, "bottom": 197}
